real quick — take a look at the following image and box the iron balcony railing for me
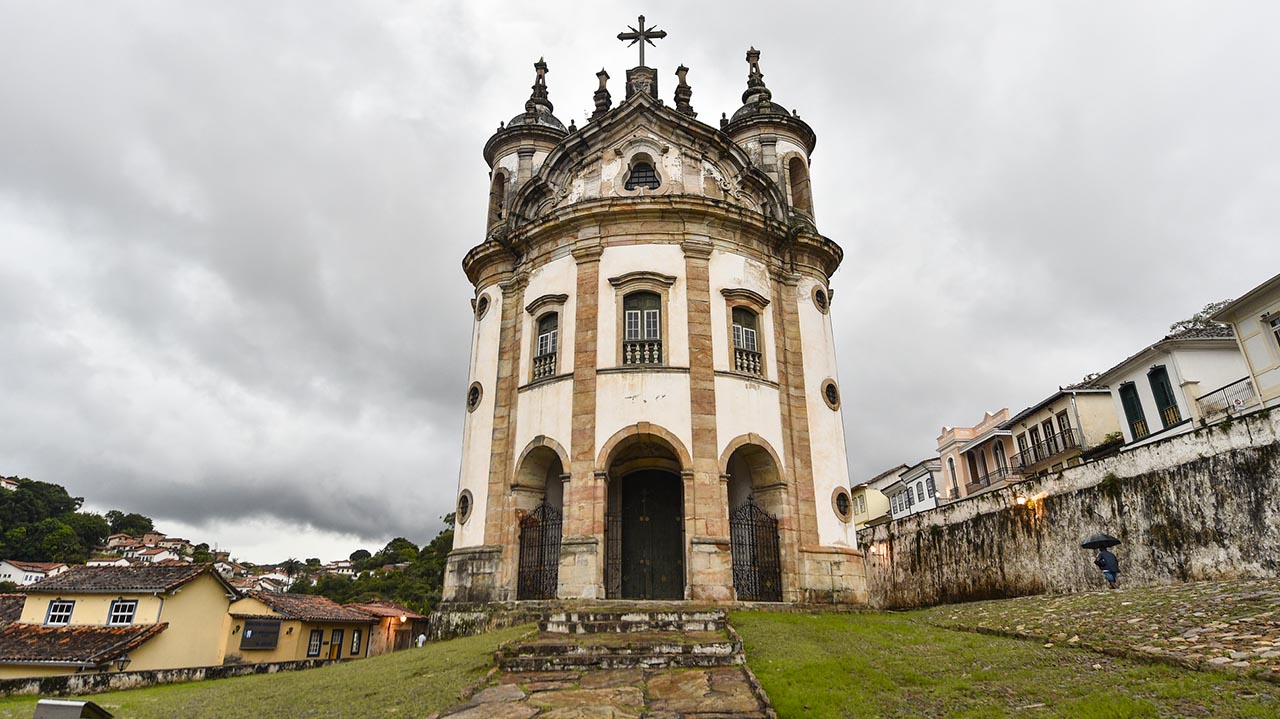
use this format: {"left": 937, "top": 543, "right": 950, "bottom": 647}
{"left": 965, "top": 466, "right": 1010, "bottom": 494}
{"left": 532, "top": 353, "right": 557, "bottom": 380}
{"left": 1130, "top": 418, "right": 1150, "bottom": 440}
{"left": 622, "top": 339, "right": 663, "bottom": 365}
{"left": 1013, "top": 428, "right": 1083, "bottom": 469}
{"left": 1196, "top": 376, "right": 1258, "bottom": 422}
{"left": 733, "top": 347, "right": 763, "bottom": 375}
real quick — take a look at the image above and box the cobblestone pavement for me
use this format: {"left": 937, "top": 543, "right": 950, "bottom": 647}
{"left": 434, "top": 666, "right": 773, "bottom": 719}
{"left": 924, "top": 578, "right": 1280, "bottom": 681}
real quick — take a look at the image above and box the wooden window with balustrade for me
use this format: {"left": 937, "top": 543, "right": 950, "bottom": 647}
{"left": 731, "top": 307, "right": 763, "bottom": 375}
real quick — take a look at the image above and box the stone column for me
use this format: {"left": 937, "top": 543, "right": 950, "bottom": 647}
{"left": 481, "top": 271, "right": 527, "bottom": 602}
{"left": 682, "top": 238, "right": 733, "bottom": 601}
{"left": 559, "top": 239, "right": 604, "bottom": 599}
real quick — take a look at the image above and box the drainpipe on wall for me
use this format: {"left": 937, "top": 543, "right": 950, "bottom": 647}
{"left": 1069, "top": 392, "right": 1085, "bottom": 448}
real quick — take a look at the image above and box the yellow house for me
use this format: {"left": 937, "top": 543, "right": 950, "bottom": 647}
{"left": 1001, "top": 380, "right": 1121, "bottom": 477}
{"left": 0, "top": 564, "right": 236, "bottom": 679}
{"left": 225, "top": 591, "right": 376, "bottom": 664}
{"left": 1211, "top": 272, "right": 1280, "bottom": 413}
{"left": 342, "top": 599, "right": 428, "bottom": 656}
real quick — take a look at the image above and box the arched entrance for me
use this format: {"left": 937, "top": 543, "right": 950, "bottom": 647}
{"left": 601, "top": 430, "right": 687, "bottom": 600}
{"left": 515, "top": 440, "right": 566, "bottom": 600}
{"left": 724, "top": 441, "right": 785, "bottom": 602}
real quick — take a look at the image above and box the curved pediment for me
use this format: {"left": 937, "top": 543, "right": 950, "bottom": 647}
{"left": 506, "top": 93, "right": 788, "bottom": 231}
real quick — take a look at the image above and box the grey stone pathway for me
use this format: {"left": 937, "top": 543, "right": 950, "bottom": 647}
{"left": 437, "top": 666, "right": 772, "bottom": 719}
{"left": 926, "top": 578, "right": 1280, "bottom": 680}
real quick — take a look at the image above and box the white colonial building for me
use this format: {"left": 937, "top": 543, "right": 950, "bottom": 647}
{"left": 444, "top": 42, "right": 864, "bottom": 604}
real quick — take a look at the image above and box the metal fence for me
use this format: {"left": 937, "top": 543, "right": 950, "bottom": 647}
{"left": 1196, "top": 377, "right": 1259, "bottom": 422}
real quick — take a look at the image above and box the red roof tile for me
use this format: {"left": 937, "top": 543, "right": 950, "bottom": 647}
{"left": 0, "top": 594, "right": 24, "bottom": 625}
{"left": 26, "top": 564, "right": 231, "bottom": 595}
{"left": 343, "top": 599, "right": 427, "bottom": 620}
{"left": 241, "top": 591, "right": 375, "bottom": 624}
{"left": 0, "top": 623, "right": 167, "bottom": 665}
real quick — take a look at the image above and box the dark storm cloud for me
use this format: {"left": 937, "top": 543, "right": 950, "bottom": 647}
{"left": 2, "top": 1, "right": 1278, "bottom": 556}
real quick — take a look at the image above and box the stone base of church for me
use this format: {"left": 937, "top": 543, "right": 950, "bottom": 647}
{"left": 688, "top": 536, "right": 734, "bottom": 602}
{"left": 442, "top": 544, "right": 506, "bottom": 603}
{"left": 557, "top": 535, "right": 603, "bottom": 599}
{"left": 794, "top": 545, "right": 868, "bottom": 605}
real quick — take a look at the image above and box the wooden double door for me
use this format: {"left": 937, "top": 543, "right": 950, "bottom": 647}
{"left": 615, "top": 470, "right": 685, "bottom": 600}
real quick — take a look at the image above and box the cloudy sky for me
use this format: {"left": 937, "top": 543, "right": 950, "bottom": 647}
{"left": 2, "top": 1, "right": 1278, "bottom": 562}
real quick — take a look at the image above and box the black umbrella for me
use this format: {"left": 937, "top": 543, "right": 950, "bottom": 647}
{"left": 1081, "top": 533, "right": 1121, "bottom": 550}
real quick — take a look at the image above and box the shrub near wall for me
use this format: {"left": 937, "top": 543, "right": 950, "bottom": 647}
{"left": 860, "top": 410, "right": 1280, "bottom": 609}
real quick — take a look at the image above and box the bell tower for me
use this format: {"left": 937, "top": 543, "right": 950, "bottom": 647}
{"left": 444, "top": 22, "right": 865, "bottom": 607}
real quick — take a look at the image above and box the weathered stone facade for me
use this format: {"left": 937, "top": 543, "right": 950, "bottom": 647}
{"left": 860, "top": 408, "right": 1280, "bottom": 609}
{"left": 446, "top": 43, "right": 864, "bottom": 606}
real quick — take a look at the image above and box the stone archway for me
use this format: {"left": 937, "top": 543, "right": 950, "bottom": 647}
{"left": 720, "top": 436, "right": 787, "bottom": 602}
{"left": 513, "top": 436, "right": 568, "bottom": 600}
{"left": 598, "top": 424, "right": 691, "bottom": 600}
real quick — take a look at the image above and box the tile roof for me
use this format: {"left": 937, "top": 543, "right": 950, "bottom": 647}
{"left": 344, "top": 599, "right": 428, "bottom": 620}
{"left": 241, "top": 591, "right": 375, "bottom": 624}
{"left": 1097, "top": 323, "right": 1237, "bottom": 382}
{"left": 0, "top": 623, "right": 167, "bottom": 665}
{"left": 3, "top": 561, "right": 67, "bottom": 573}
{"left": 0, "top": 594, "right": 24, "bottom": 625}
{"left": 25, "top": 564, "right": 219, "bottom": 594}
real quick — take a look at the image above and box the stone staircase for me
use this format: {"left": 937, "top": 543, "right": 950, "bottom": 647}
{"left": 497, "top": 606, "right": 744, "bottom": 672}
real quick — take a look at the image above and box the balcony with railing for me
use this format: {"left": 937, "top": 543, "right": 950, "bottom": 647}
{"left": 965, "top": 466, "right": 1010, "bottom": 495}
{"left": 532, "top": 353, "right": 557, "bottom": 380}
{"left": 1129, "top": 418, "right": 1149, "bottom": 440}
{"left": 622, "top": 339, "right": 663, "bottom": 365}
{"left": 1196, "top": 377, "right": 1259, "bottom": 423}
{"left": 733, "top": 347, "right": 762, "bottom": 375}
{"left": 1013, "top": 428, "right": 1083, "bottom": 470}
{"left": 1159, "top": 404, "right": 1183, "bottom": 428}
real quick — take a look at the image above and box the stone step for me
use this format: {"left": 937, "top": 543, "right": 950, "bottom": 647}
{"left": 497, "top": 652, "right": 743, "bottom": 672}
{"left": 498, "top": 629, "right": 743, "bottom": 672}
{"left": 540, "top": 618, "right": 727, "bottom": 634}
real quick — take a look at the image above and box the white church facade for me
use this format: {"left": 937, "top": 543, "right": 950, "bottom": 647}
{"left": 445, "top": 28, "right": 866, "bottom": 605}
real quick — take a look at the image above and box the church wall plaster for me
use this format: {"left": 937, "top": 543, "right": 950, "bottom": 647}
{"left": 596, "top": 244, "right": 689, "bottom": 367}
{"left": 517, "top": 254, "right": 577, "bottom": 380}
{"left": 455, "top": 284, "right": 505, "bottom": 549}
{"left": 707, "top": 250, "right": 777, "bottom": 382}
{"left": 795, "top": 274, "right": 855, "bottom": 547}
{"left": 593, "top": 372, "right": 694, "bottom": 465}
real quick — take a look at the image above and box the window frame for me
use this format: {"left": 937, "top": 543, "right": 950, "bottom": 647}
{"left": 351, "top": 628, "right": 363, "bottom": 656}
{"left": 307, "top": 628, "right": 324, "bottom": 658}
{"left": 721, "top": 288, "right": 771, "bottom": 378}
{"left": 45, "top": 599, "right": 74, "bottom": 626}
{"left": 1270, "top": 315, "right": 1280, "bottom": 351}
{"left": 107, "top": 599, "right": 138, "bottom": 626}
{"left": 608, "top": 272, "right": 676, "bottom": 367}
{"left": 239, "top": 619, "right": 282, "bottom": 650}
{"left": 524, "top": 293, "right": 569, "bottom": 382}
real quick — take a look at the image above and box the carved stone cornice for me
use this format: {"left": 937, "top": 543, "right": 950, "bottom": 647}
{"left": 720, "top": 287, "right": 770, "bottom": 308}
{"left": 571, "top": 241, "right": 603, "bottom": 264}
{"left": 525, "top": 293, "right": 569, "bottom": 315}
{"left": 680, "top": 238, "right": 714, "bottom": 259}
{"left": 607, "top": 271, "right": 677, "bottom": 289}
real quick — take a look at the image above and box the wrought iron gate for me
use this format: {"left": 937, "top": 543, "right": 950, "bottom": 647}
{"left": 605, "top": 512, "right": 622, "bottom": 599}
{"left": 517, "top": 502, "right": 562, "bottom": 600}
{"left": 730, "top": 498, "right": 782, "bottom": 602}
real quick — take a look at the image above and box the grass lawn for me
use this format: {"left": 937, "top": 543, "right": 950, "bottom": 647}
{"left": 0, "top": 625, "right": 532, "bottom": 719}
{"left": 732, "top": 611, "right": 1280, "bottom": 718}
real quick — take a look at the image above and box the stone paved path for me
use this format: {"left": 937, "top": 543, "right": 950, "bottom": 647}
{"left": 925, "top": 578, "right": 1280, "bottom": 681}
{"left": 436, "top": 666, "right": 772, "bottom": 719}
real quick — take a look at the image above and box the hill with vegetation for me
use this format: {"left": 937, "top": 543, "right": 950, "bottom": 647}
{"left": 0, "top": 476, "right": 156, "bottom": 566}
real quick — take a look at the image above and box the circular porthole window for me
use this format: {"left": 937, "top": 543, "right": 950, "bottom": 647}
{"left": 457, "top": 490, "right": 473, "bottom": 525}
{"left": 821, "top": 379, "right": 841, "bottom": 410}
{"left": 466, "top": 382, "right": 483, "bottom": 412}
{"left": 475, "top": 294, "right": 491, "bottom": 320}
{"left": 832, "top": 487, "right": 853, "bottom": 522}
{"left": 813, "top": 286, "right": 830, "bottom": 314}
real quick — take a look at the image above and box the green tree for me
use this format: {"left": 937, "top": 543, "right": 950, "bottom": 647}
{"left": 0, "top": 581, "right": 17, "bottom": 593}
{"left": 105, "top": 511, "right": 154, "bottom": 536}
{"left": 60, "top": 512, "right": 110, "bottom": 550}
{"left": 349, "top": 549, "right": 371, "bottom": 562}
{"left": 192, "top": 543, "right": 213, "bottom": 563}
{"left": 305, "top": 557, "right": 321, "bottom": 567}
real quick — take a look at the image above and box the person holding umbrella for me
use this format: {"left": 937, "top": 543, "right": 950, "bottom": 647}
{"left": 1081, "top": 533, "right": 1121, "bottom": 589}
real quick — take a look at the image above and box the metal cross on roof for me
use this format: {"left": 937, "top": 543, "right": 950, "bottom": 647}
{"left": 617, "top": 15, "right": 666, "bottom": 67}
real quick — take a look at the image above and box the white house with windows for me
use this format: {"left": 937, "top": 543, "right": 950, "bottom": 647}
{"left": 1211, "top": 272, "right": 1280, "bottom": 413}
{"left": 1095, "top": 326, "right": 1249, "bottom": 449}
{"left": 0, "top": 561, "right": 69, "bottom": 586}
{"left": 0, "top": 478, "right": 18, "bottom": 492}
{"left": 884, "top": 459, "right": 941, "bottom": 520}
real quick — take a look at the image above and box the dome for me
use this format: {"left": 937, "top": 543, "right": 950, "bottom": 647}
{"left": 507, "top": 108, "right": 567, "bottom": 132}
{"left": 729, "top": 98, "right": 789, "bottom": 123}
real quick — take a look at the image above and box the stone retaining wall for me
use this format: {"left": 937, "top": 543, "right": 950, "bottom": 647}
{"left": 0, "top": 658, "right": 333, "bottom": 698}
{"left": 859, "top": 409, "right": 1280, "bottom": 609}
